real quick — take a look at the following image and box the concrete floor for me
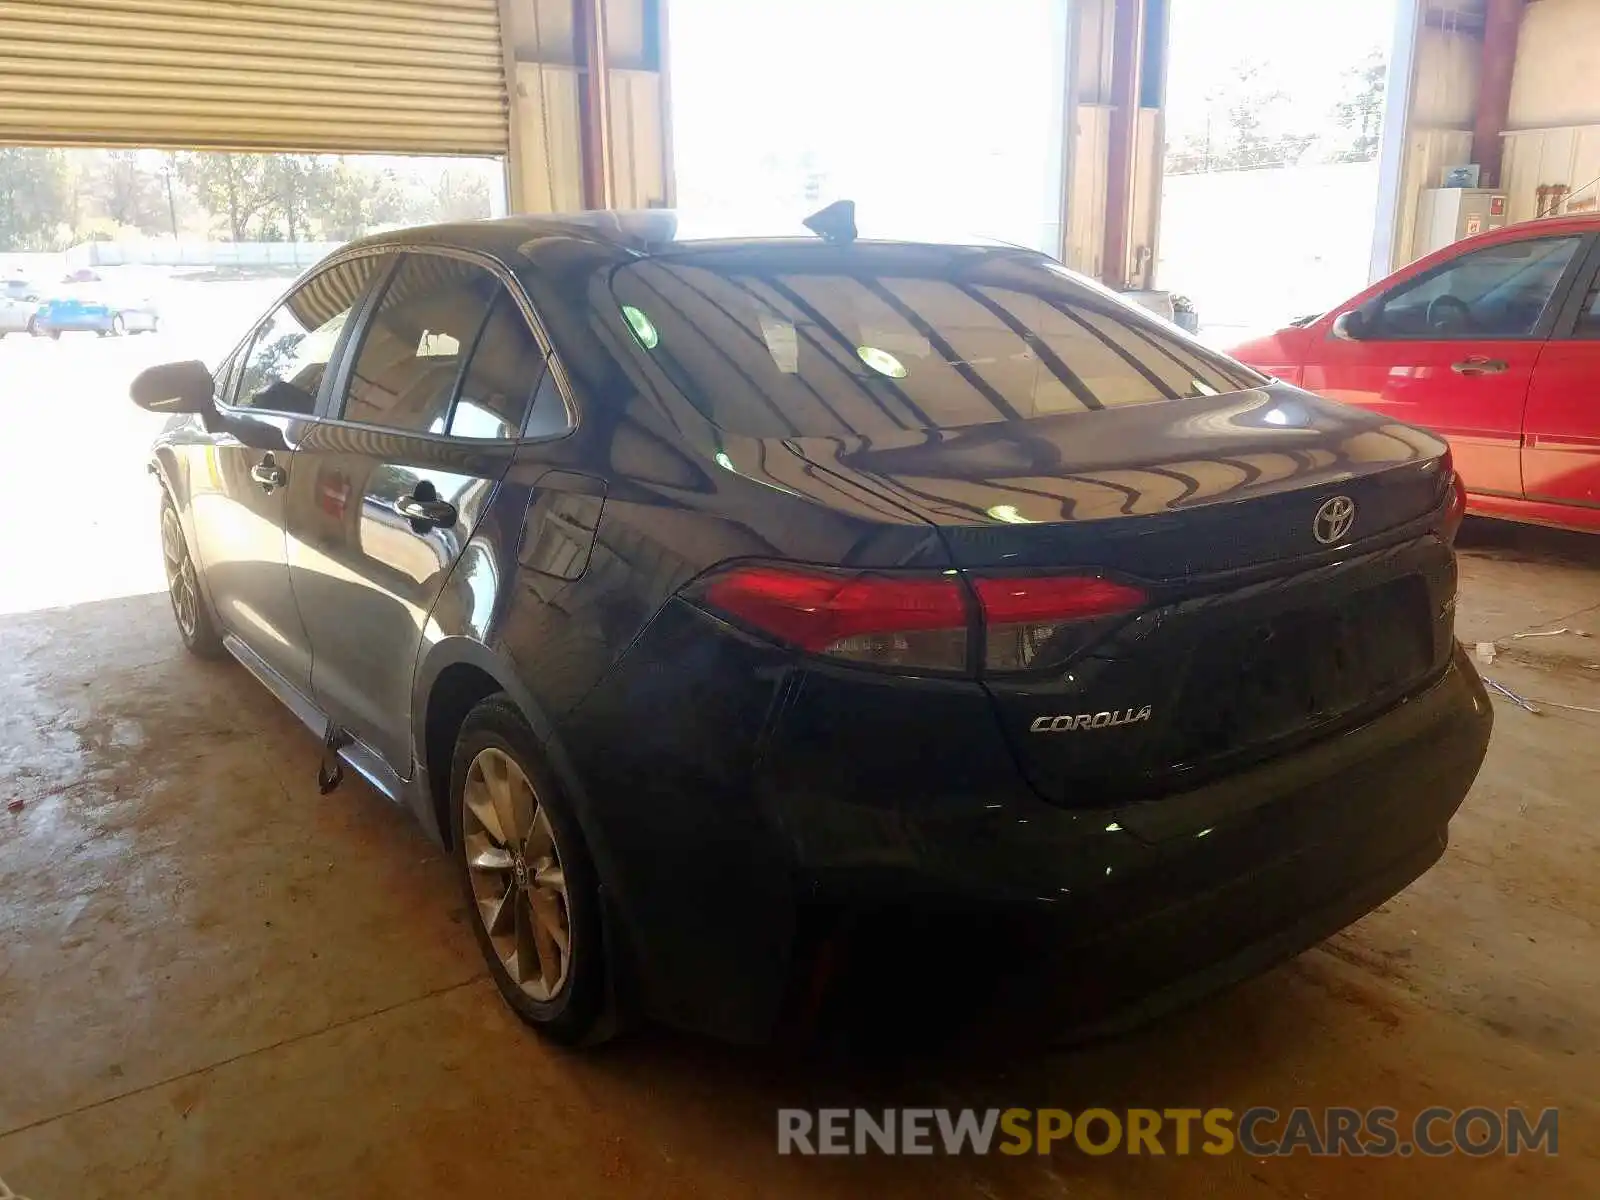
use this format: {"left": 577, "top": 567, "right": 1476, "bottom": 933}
{"left": 8, "top": 300, "right": 1599, "bottom": 1200}
{"left": 0, "top": 517, "right": 1595, "bottom": 1197}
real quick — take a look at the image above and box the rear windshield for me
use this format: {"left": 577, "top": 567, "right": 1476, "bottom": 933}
{"left": 605, "top": 246, "right": 1266, "bottom": 438}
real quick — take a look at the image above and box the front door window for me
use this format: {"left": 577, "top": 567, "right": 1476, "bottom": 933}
{"left": 1371, "top": 237, "right": 1583, "bottom": 340}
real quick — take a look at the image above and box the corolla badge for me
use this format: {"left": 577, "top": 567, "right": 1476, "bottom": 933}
{"left": 1030, "top": 706, "right": 1153, "bottom": 733}
{"left": 1313, "top": 495, "right": 1356, "bottom": 545}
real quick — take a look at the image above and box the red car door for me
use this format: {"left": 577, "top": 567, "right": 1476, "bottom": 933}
{"left": 1300, "top": 231, "right": 1589, "bottom": 500}
{"left": 1520, "top": 245, "right": 1600, "bottom": 525}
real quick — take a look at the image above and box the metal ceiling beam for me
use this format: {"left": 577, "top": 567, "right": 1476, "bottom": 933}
{"left": 574, "top": 0, "right": 612, "bottom": 208}
{"left": 1472, "top": 0, "right": 1525, "bottom": 187}
{"left": 1100, "top": 0, "right": 1145, "bottom": 289}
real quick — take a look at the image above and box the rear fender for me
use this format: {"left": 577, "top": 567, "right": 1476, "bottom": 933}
{"left": 409, "top": 635, "right": 644, "bottom": 1029}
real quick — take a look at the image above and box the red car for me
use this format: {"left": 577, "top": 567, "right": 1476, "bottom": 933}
{"left": 1231, "top": 215, "right": 1600, "bottom": 533}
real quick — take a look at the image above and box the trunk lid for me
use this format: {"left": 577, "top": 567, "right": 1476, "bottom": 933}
{"left": 778, "top": 383, "right": 1457, "bottom": 812}
{"left": 781, "top": 382, "right": 1450, "bottom": 578}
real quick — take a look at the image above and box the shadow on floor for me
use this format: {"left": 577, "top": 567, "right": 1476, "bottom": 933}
{"left": 1457, "top": 517, "right": 1600, "bottom": 571}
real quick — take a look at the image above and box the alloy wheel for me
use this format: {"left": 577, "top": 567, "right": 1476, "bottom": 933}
{"left": 462, "top": 747, "right": 572, "bottom": 1001}
{"left": 160, "top": 505, "right": 199, "bottom": 640}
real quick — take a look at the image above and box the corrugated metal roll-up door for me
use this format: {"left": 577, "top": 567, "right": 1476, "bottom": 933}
{"left": 0, "top": 0, "right": 509, "bottom": 156}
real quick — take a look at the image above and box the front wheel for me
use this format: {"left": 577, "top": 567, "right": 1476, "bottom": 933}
{"left": 110, "top": 314, "right": 126, "bottom": 336}
{"left": 451, "top": 696, "right": 609, "bottom": 1045}
{"left": 160, "top": 496, "right": 225, "bottom": 658}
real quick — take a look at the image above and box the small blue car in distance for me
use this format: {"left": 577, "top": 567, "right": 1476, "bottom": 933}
{"left": 31, "top": 287, "right": 160, "bottom": 338}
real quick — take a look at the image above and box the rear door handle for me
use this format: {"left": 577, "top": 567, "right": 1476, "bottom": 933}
{"left": 396, "top": 494, "right": 458, "bottom": 529}
{"left": 1451, "top": 357, "right": 1508, "bottom": 376}
{"left": 250, "top": 456, "right": 287, "bottom": 491}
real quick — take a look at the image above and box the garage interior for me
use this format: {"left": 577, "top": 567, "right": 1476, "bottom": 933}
{"left": 2, "top": 0, "right": 1598, "bottom": 1196}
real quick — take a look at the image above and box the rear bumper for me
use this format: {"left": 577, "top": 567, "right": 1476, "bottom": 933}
{"left": 779, "top": 644, "right": 1490, "bottom": 1040}
{"left": 781, "top": 645, "right": 1489, "bottom": 910}
{"left": 561, "top": 601, "right": 1491, "bottom": 1042}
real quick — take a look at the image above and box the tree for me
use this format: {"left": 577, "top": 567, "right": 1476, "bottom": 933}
{"left": 397, "top": 166, "right": 494, "bottom": 226}
{"left": 94, "top": 151, "right": 167, "bottom": 233}
{"left": 1218, "top": 62, "right": 1311, "bottom": 170}
{"left": 0, "top": 149, "right": 70, "bottom": 250}
{"left": 430, "top": 168, "right": 492, "bottom": 223}
{"left": 259, "top": 155, "right": 341, "bottom": 243}
{"left": 1164, "top": 59, "right": 1316, "bottom": 174}
{"left": 319, "top": 160, "right": 408, "bottom": 240}
{"left": 176, "top": 152, "right": 275, "bottom": 241}
{"left": 1331, "top": 49, "right": 1388, "bottom": 163}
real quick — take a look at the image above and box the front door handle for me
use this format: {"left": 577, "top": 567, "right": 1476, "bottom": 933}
{"left": 396, "top": 493, "right": 458, "bottom": 530}
{"left": 250, "top": 455, "right": 287, "bottom": 491}
{"left": 1451, "top": 357, "right": 1508, "bottom": 376}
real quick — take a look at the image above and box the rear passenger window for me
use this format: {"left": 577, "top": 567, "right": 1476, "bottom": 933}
{"left": 338, "top": 255, "right": 495, "bottom": 434}
{"left": 448, "top": 293, "right": 550, "bottom": 439}
{"left": 522, "top": 372, "right": 569, "bottom": 440}
{"left": 338, "top": 254, "right": 548, "bottom": 439}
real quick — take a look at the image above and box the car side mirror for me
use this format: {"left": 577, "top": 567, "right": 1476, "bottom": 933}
{"left": 1331, "top": 309, "right": 1369, "bottom": 341}
{"left": 131, "top": 360, "right": 216, "bottom": 415}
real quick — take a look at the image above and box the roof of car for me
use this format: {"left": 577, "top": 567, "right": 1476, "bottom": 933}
{"left": 340, "top": 209, "right": 1025, "bottom": 267}
{"left": 1478, "top": 213, "right": 1600, "bottom": 238}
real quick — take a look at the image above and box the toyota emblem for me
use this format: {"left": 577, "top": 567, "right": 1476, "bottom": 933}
{"left": 1313, "top": 495, "right": 1357, "bottom": 545}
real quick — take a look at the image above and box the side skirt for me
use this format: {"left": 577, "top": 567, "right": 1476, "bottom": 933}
{"left": 222, "top": 633, "right": 409, "bottom": 807}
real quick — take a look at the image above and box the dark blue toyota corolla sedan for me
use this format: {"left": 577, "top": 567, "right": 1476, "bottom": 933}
{"left": 132, "top": 209, "right": 1492, "bottom": 1046}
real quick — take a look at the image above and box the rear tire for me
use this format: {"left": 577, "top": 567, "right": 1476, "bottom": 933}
{"left": 110, "top": 314, "right": 126, "bottom": 336}
{"left": 160, "top": 494, "right": 225, "bottom": 659}
{"left": 450, "top": 696, "right": 609, "bottom": 1046}
{"left": 26, "top": 317, "right": 40, "bottom": 337}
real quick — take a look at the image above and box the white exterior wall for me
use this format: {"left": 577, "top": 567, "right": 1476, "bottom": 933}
{"left": 1380, "top": 7, "right": 1483, "bottom": 270}
{"left": 1492, "top": 0, "right": 1600, "bottom": 223}
{"left": 1381, "top": 0, "right": 1600, "bottom": 268}
{"left": 1507, "top": 0, "right": 1600, "bottom": 129}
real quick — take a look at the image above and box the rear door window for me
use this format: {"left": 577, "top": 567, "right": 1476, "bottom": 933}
{"left": 336, "top": 253, "right": 548, "bottom": 439}
{"left": 448, "top": 293, "right": 551, "bottom": 440}
{"left": 607, "top": 250, "right": 1263, "bottom": 437}
{"left": 337, "top": 253, "right": 496, "bottom": 435}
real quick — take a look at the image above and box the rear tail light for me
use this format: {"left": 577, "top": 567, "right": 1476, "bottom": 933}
{"left": 699, "top": 565, "right": 970, "bottom": 671}
{"left": 974, "top": 575, "right": 1148, "bottom": 671}
{"left": 1437, "top": 451, "right": 1467, "bottom": 545}
{"left": 690, "top": 563, "right": 1147, "bottom": 675}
